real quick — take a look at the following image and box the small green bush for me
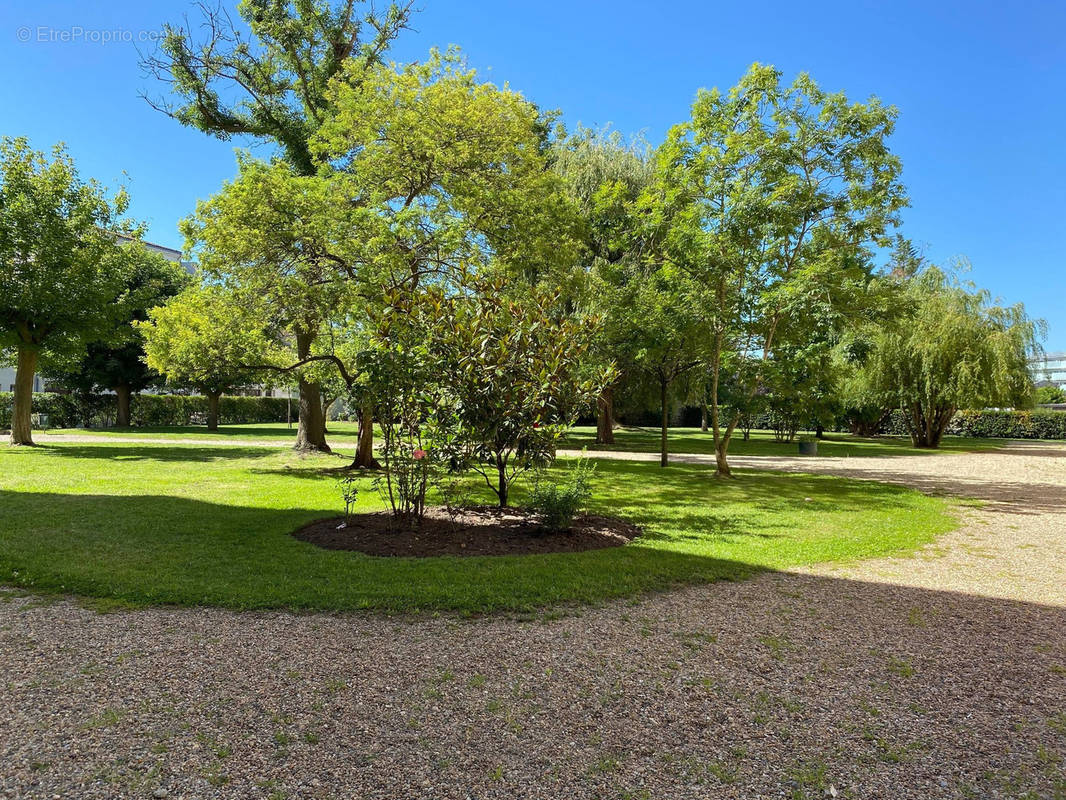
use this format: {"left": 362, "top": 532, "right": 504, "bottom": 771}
{"left": 528, "top": 458, "right": 596, "bottom": 531}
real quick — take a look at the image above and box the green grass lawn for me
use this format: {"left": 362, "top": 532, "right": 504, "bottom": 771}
{"left": 39, "top": 422, "right": 1002, "bottom": 459}
{"left": 561, "top": 426, "right": 1003, "bottom": 458}
{"left": 0, "top": 441, "right": 955, "bottom": 613}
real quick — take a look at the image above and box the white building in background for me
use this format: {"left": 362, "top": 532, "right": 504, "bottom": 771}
{"left": 1031, "top": 352, "right": 1066, "bottom": 390}
{"left": 1, "top": 239, "right": 191, "bottom": 393}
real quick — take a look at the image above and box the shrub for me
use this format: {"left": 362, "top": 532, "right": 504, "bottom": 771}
{"left": 528, "top": 458, "right": 596, "bottom": 532}
{"left": 0, "top": 391, "right": 288, "bottom": 430}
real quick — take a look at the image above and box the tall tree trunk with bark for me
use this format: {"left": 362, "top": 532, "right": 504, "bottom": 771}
{"left": 659, "top": 376, "right": 670, "bottom": 467}
{"left": 115, "top": 384, "right": 132, "bottom": 427}
{"left": 10, "top": 347, "right": 38, "bottom": 446}
{"left": 206, "top": 392, "right": 221, "bottom": 431}
{"left": 293, "top": 332, "right": 330, "bottom": 452}
{"left": 596, "top": 387, "right": 615, "bottom": 445}
{"left": 351, "top": 404, "right": 380, "bottom": 469}
{"left": 700, "top": 400, "right": 709, "bottom": 432}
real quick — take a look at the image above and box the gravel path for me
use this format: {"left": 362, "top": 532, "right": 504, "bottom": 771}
{"left": 3, "top": 446, "right": 1065, "bottom": 799}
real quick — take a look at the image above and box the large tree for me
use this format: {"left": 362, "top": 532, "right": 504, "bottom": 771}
{"left": 655, "top": 63, "right": 907, "bottom": 476}
{"left": 184, "top": 52, "right": 578, "bottom": 464}
{"left": 0, "top": 138, "right": 139, "bottom": 445}
{"left": 552, "top": 127, "right": 655, "bottom": 445}
{"left": 42, "top": 249, "right": 189, "bottom": 426}
{"left": 864, "top": 265, "right": 1040, "bottom": 448}
{"left": 143, "top": 0, "right": 415, "bottom": 451}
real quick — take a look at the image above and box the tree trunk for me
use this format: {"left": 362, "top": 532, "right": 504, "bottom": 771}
{"left": 206, "top": 392, "right": 221, "bottom": 431}
{"left": 321, "top": 395, "right": 333, "bottom": 434}
{"left": 715, "top": 439, "right": 732, "bottom": 477}
{"left": 700, "top": 401, "right": 709, "bottom": 432}
{"left": 10, "top": 346, "right": 38, "bottom": 446}
{"left": 351, "top": 404, "right": 380, "bottom": 469}
{"left": 659, "top": 378, "right": 669, "bottom": 467}
{"left": 595, "top": 387, "right": 615, "bottom": 445}
{"left": 294, "top": 332, "right": 330, "bottom": 453}
{"left": 115, "top": 384, "right": 132, "bottom": 427}
{"left": 497, "top": 455, "right": 509, "bottom": 507}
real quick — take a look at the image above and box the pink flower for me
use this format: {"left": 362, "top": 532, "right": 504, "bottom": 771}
{"left": 412, "top": 449, "right": 427, "bottom": 460}
{"left": 533, "top": 422, "right": 541, "bottom": 429}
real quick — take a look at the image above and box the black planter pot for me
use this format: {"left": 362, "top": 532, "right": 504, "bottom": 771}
{"left": 798, "top": 440, "right": 818, "bottom": 456}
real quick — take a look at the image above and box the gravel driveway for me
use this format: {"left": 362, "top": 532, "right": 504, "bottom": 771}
{"left": 2, "top": 445, "right": 1065, "bottom": 799}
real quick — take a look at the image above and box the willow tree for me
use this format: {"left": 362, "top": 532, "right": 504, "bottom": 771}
{"left": 0, "top": 138, "right": 139, "bottom": 445}
{"left": 142, "top": 0, "right": 415, "bottom": 451}
{"left": 656, "top": 63, "right": 907, "bottom": 476}
{"left": 552, "top": 127, "right": 654, "bottom": 444}
{"left": 865, "top": 265, "right": 1040, "bottom": 448}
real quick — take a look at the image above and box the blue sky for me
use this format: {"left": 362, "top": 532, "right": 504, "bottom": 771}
{"left": 1, "top": 0, "right": 1062, "bottom": 347}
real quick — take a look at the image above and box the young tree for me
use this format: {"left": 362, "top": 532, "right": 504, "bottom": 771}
{"left": 864, "top": 265, "right": 1040, "bottom": 448}
{"left": 143, "top": 0, "right": 415, "bottom": 450}
{"left": 43, "top": 248, "right": 190, "bottom": 426}
{"left": 0, "top": 138, "right": 139, "bottom": 445}
{"left": 430, "top": 274, "right": 610, "bottom": 507}
{"left": 655, "top": 63, "right": 907, "bottom": 476}
{"left": 138, "top": 285, "right": 269, "bottom": 430}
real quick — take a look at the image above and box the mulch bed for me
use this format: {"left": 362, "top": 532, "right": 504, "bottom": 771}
{"left": 292, "top": 505, "right": 643, "bottom": 557}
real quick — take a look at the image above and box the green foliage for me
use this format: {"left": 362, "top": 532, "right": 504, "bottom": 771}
{"left": 1036, "top": 385, "right": 1066, "bottom": 405}
{"left": 0, "top": 392, "right": 288, "bottom": 429}
{"left": 144, "top": 0, "right": 414, "bottom": 176}
{"left": 528, "top": 458, "right": 596, "bottom": 531}
{"left": 427, "top": 273, "right": 611, "bottom": 507}
{"left": 41, "top": 246, "right": 190, "bottom": 406}
{"left": 950, "top": 409, "right": 1066, "bottom": 440}
{"left": 863, "top": 265, "right": 1040, "bottom": 447}
{"left": 138, "top": 285, "right": 269, "bottom": 397}
{"left": 0, "top": 136, "right": 139, "bottom": 355}
{"left": 651, "top": 63, "right": 906, "bottom": 474}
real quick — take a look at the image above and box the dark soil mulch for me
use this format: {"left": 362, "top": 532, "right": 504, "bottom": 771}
{"left": 292, "top": 506, "right": 643, "bottom": 557}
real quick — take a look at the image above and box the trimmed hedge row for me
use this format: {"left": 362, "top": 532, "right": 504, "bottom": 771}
{"left": 947, "top": 409, "right": 1066, "bottom": 440}
{"left": 0, "top": 392, "right": 290, "bottom": 429}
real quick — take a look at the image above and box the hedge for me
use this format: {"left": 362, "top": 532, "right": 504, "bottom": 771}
{"left": 0, "top": 392, "right": 290, "bottom": 430}
{"left": 947, "top": 409, "right": 1066, "bottom": 440}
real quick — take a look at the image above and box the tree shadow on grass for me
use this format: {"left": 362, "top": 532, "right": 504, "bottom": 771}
{"left": 31, "top": 444, "right": 282, "bottom": 463}
{"left": 0, "top": 489, "right": 771, "bottom": 612}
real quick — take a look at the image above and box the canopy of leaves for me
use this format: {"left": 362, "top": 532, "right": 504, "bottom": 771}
{"left": 0, "top": 137, "right": 140, "bottom": 357}
{"left": 138, "top": 284, "right": 271, "bottom": 396}
{"left": 143, "top": 0, "right": 415, "bottom": 174}
{"left": 863, "top": 265, "right": 1041, "bottom": 444}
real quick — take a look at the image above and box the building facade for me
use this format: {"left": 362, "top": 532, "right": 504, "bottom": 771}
{"left": 1031, "top": 352, "right": 1066, "bottom": 390}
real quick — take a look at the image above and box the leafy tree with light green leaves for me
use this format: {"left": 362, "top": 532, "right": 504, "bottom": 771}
{"left": 1036, "top": 385, "right": 1066, "bottom": 405}
{"left": 0, "top": 137, "right": 141, "bottom": 446}
{"left": 863, "top": 264, "right": 1041, "bottom": 448}
{"left": 654, "top": 63, "right": 907, "bottom": 476}
{"left": 138, "top": 285, "right": 271, "bottom": 431}
{"left": 142, "top": 0, "right": 416, "bottom": 450}
{"left": 184, "top": 51, "right": 579, "bottom": 463}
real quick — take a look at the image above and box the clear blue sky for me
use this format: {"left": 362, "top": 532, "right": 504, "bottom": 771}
{"left": 2, "top": 1, "right": 1062, "bottom": 347}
